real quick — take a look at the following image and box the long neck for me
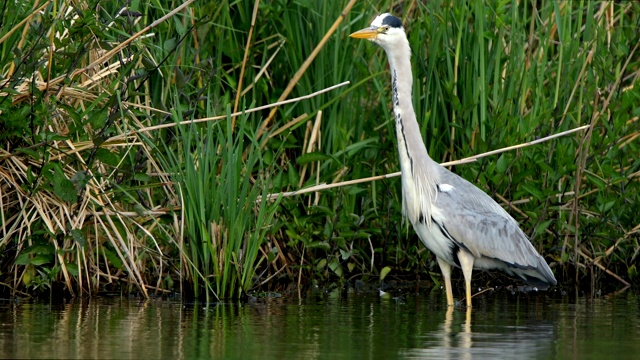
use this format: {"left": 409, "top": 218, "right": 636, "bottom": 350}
{"left": 384, "top": 36, "right": 438, "bottom": 225}
{"left": 384, "top": 38, "right": 432, "bottom": 171}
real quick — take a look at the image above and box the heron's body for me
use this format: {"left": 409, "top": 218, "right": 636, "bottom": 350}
{"left": 351, "top": 14, "right": 556, "bottom": 307}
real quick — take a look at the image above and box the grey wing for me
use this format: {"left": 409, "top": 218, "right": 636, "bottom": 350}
{"left": 433, "top": 166, "right": 556, "bottom": 283}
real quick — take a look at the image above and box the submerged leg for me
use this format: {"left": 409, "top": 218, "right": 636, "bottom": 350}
{"left": 436, "top": 257, "right": 454, "bottom": 307}
{"left": 457, "top": 250, "right": 475, "bottom": 308}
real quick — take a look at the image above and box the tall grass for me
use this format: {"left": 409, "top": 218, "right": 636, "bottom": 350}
{"left": 0, "top": 0, "right": 638, "bottom": 298}
{"left": 154, "top": 104, "right": 280, "bottom": 301}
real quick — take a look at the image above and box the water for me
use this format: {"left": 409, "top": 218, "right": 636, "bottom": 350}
{"left": 0, "top": 289, "right": 638, "bottom": 359}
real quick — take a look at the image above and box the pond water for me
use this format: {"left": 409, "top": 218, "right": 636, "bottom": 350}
{"left": 0, "top": 288, "right": 638, "bottom": 359}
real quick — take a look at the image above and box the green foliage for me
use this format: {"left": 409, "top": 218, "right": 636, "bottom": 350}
{"left": 154, "top": 105, "right": 280, "bottom": 300}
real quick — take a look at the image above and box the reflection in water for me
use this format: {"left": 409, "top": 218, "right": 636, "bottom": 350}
{"left": 424, "top": 307, "right": 473, "bottom": 360}
{"left": 0, "top": 292, "right": 638, "bottom": 359}
{"left": 405, "top": 306, "right": 555, "bottom": 359}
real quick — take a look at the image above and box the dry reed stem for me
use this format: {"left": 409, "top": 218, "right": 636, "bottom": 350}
{"left": 0, "top": 282, "right": 31, "bottom": 297}
{"left": 241, "top": 39, "right": 286, "bottom": 97}
{"left": 232, "top": 0, "right": 261, "bottom": 131}
{"left": 579, "top": 248, "right": 630, "bottom": 287}
{"left": 53, "top": 240, "right": 74, "bottom": 296}
{"left": 259, "top": 124, "right": 591, "bottom": 201}
{"left": 467, "top": 287, "right": 495, "bottom": 302}
{"left": 1, "top": 132, "right": 158, "bottom": 296}
{"left": 298, "top": 111, "right": 323, "bottom": 201}
{"left": 256, "top": 263, "right": 287, "bottom": 287}
{"left": 0, "top": 1, "right": 51, "bottom": 45}
{"left": 494, "top": 193, "right": 530, "bottom": 223}
{"left": 266, "top": 113, "right": 308, "bottom": 141}
{"left": 255, "top": 0, "right": 358, "bottom": 140}
{"left": 312, "top": 112, "right": 323, "bottom": 205}
{"left": 571, "top": 98, "right": 597, "bottom": 274}
{"left": 108, "top": 81, "right": 349, "bottom": 137}
{"left": 299, "top": 123, "right": 312, "bottom": 189}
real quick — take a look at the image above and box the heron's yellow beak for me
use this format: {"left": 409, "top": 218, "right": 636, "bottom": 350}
{"left": 349, "top": 27, "right": 378, "bottom": 40}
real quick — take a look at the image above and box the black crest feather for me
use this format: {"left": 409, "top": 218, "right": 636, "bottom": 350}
{"left": 381, "top": 14, "right": 403, "bottom": 28}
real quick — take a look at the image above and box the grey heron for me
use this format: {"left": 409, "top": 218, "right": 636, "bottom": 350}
{"left": 350, "top": 13, "right": 556, "bottom": 307}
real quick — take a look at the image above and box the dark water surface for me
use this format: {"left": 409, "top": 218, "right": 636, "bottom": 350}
{"left": 0, "top": 289, "right": 639, "bottom": 359}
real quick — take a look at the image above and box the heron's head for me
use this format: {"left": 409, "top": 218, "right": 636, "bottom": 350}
{"left": 349, "top": 13, "right": 406, "bottom": 51}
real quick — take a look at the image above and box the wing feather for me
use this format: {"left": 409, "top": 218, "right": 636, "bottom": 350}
{"left": 431, "top": 165, "right": 555, "bottom": 283}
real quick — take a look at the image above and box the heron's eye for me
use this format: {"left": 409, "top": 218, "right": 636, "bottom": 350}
{"left": 378, "top": 25, "right": 389, "bottom": 33}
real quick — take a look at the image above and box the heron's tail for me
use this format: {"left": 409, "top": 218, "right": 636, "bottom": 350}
{"left": 511, "top": 260, "right": 557, "bottom": 290}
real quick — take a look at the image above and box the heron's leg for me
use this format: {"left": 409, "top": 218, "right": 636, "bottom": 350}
{"left": 457, "top": 250, "right": 475, "bottom": 308}
{"left": 436, "top": 257, "right": 454, "bottom": 307}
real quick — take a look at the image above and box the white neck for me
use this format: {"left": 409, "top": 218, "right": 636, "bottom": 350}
{"left": 384, "top": 37, "right": 432, "bottom": 170}
{"left": 383, "top": 34, "right": 438, "bottom": 225}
